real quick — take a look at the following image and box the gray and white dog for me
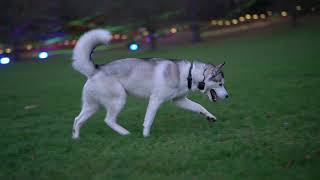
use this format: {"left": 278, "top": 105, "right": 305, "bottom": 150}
{"left": 72, "top": 29, "right": 229, "bottom": 138}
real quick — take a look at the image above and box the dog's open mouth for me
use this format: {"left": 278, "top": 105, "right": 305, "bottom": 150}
{"left": 210, "top": 89, "right": 217, "bottom": 102}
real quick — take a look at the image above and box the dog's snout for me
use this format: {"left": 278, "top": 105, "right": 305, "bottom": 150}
{"left": 225, "top": 95, "right": 229, "bottom": 99}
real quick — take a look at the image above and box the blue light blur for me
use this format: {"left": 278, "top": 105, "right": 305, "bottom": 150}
{"left": 129, "top": 43, "right": 139, "bottom": 51}
{"left": 0, "top": 57, "right": 10, "bottom": 65}
{"left": 38, "top": 52, "right": 48, "bottom": 59}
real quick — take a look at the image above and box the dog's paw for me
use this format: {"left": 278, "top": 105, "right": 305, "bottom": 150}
{"left": 200, "top": 112, "right": 216, "bottom": 123}
{"left": 143, "top": 128, "right": 150, "bottom": 137}
{"left": 207, "top": 116, "right": 216, "bottom": 123}
{"left": 72, "top": 135, "right": 80, "bottom": 140}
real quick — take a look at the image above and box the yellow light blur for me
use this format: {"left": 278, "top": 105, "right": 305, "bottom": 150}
{"left": 225, "top": 20, "right": 231, "bottom": 26}
{"left": 26, "top": 44, "right": 33, "bottom": 50}
{"left": 232, "top": 19, "right": 238, "bottom": 25}
{"left": 170, "top": 27, "right": 177, "bottom": 33}
{"left": 0, "top": 49, "right": 3, "bottom": 54}
{"left": 211, "top": 20, "right": 217, "bottom": 25}
{"left": 245, "top": 14, "right": 251, "bottom": 20}
{"left": 239, "top": 16, "right": 245, "bottom": 22}
{"left": 260, "top": 14, "right": 266, "bottom": 19}
{"left": 142, "top": 31, "right": 149, "bottom": 36}
{"left": 121, "top": 34, "right": 128, "bottom": 40}
{"left": 296, "top": 5, "right": 302, "bottom": 11}
{"left": 267, "top": 11, "right": 273, "bottom": 16}
{"left": 217, "top": 20, "right": 223, "bottom": 26}
{"left": 281, "top": 11, "right": 288, "bottom": 17}
{"left": 5, "top": 48, "right": 12, "bottom": 53}
{"left": 253, "top": 14, "right": 259, "bottom": 20}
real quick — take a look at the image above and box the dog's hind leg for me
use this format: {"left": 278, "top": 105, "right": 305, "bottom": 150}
{"left": 72, "top": 101, "right": 99, "bottom": 139}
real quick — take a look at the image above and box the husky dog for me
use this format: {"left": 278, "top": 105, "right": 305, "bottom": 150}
{"left": 72, "top": 29, "right": 229, "bottom": 138}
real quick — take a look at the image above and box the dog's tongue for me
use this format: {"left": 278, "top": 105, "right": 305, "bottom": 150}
{"left": 210, "top": 89, "right": 217, "bottom": 102}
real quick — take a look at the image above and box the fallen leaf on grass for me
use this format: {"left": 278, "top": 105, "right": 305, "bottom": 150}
{"left": 24, "top": 104, "right": 38, "bottom": 110}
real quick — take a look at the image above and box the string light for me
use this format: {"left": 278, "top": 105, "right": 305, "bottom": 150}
{"left": 170, "top": 27, "right": 177, "bottom": 33}
{"left": 211, "top": 20, "right": 217, "bottom": 25}
{"left": 142, "top": 31, "right": 149, "bottom": 36}
{"left": 5, "top": 48, "right": 12, "bottom": 53}
{"left": 26, "top": 44, "right": 33, "bottom": 50}
{"left": 260, "top": 14, "right": 266, "bottom": 19}
{"left": 281, "top": 11, "right": 288, "bottom": 17}
{"left": 245, "top": 14, "right": 252, "bottom": 20}
{"left": 114, "top": 34, "right": 120, "bottom": 40}
{"left": 239, "top": 16, "right": 245, "bottom": 22}
{"left": 232, "top": 19, "right": 238, "bottom": 25}
{"left": 121, "top": 34, "right": 128, "bottom": 40}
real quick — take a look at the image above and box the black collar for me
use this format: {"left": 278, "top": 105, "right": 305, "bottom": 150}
{"left": 187, "top": 62, "right": 193, "bottom": 89}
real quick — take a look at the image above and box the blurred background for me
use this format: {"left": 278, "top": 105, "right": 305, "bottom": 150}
{"left": 0, "top": 0, "right": 319, "bottom": 63}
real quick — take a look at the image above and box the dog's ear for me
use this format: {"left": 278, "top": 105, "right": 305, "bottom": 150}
{"left": 216, "top": 62, "right": 225, "bottom": 73}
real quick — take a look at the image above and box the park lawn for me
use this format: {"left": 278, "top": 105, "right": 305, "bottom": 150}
{"left": 0, "top": 22, "right": 320, "bottom": 180}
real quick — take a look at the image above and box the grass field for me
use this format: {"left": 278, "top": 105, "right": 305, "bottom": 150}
{"left": 1, "top": 22, "right": 320, "bottom": 180}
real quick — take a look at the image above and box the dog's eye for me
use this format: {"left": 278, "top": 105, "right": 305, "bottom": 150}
{"left": 219, "top": 83, "right": 223, "bottom": 87}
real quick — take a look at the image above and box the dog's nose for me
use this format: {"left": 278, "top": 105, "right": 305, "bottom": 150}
{"left": 225, "top": 95, "right": 229, "bottom": 98}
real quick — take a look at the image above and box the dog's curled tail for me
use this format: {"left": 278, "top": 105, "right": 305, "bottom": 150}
{"left": 72, "top": 29, "right": 112, "bottom": 77}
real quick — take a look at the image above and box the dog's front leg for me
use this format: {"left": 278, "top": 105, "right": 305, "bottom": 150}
{"left": 173, "top": 97, "right": 216, "bottom": 122}
{"left": 143, "top": 97, "right": 163, "bottom": 137}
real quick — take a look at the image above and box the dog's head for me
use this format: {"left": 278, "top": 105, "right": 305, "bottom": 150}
{"left": 200, "top": 62, "right": 229, "bottom": 102}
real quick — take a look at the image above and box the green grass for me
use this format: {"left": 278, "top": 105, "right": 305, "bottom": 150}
{"left": 1, "top": 22, "right": 320, "bottom": 180}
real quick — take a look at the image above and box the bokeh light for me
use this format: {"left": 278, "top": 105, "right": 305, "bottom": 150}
{"left": 211, "top": 20, "right": 217, "bottom": 25}
{"left": 121, "top": 34, "right": 128, "bottom": 40}
{"left": 114, "top": 34, "right": 120, "bottom": 40}
{"left": 5, "top": 48, "right": 12, "bottom": 53}
{"left": 281, "top": 11, "right": 288, "bottom": 17}
{"left": 232, "top": 19, "right": 238, "bottom": 25}
{"left": 38, "top": 52, "right": 49, "bottom": 59}
{"left": 26, "top": 44, "right": 33, "bottom": 50}
{"left": 0, "top": 57, "right": 10, "bottom": 65}
{"left": 170, "top": 27, "right": 177, "bottom": 33}
{"left": 142, "top": 31, "right": 149, "bottom": 36}
{"left": 260, "top": 14, "right": 266, "bottom": 19}
{"left": 217, "top": 20, "right": 223, "bottom": 26}
{"left": 129, "top": 43, "right": 139, "bottom": 51}
{"left": 239, "top": 16, "right": 245, "bottom": 22}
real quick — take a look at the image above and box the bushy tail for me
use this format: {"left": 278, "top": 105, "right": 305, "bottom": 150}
{"left": 72, "top": 29, "right": 112, "bottom": 77}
